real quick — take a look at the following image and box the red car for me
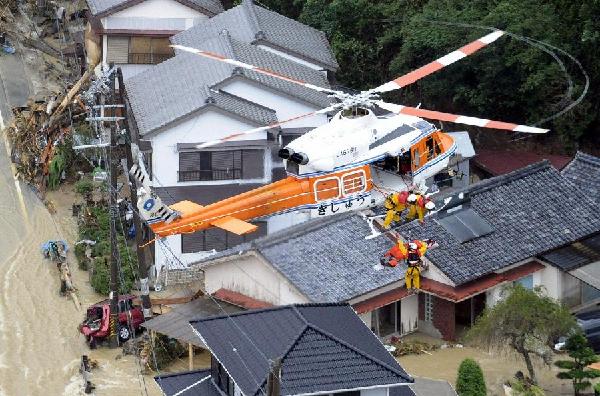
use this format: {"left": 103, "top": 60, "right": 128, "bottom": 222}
{"left": 80, "top": 295, "right": 144, "bottom": 348}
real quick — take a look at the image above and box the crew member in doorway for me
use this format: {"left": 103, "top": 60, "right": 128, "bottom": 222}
{"left": 406, "top": 193, "right": 436, "bottom": 223}
{"left": 383, "top": 190, "right": 410, "bottom": 228}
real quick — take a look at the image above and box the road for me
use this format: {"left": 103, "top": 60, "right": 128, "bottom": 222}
{"left": 0, "top": 51, "right": 84, "bottom": 395}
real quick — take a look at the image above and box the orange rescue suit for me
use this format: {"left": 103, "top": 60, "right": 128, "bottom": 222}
{"left": 382, "top": 240, "right": 429, "bottom": 289}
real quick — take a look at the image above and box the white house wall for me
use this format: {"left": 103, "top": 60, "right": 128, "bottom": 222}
{"left": 150, "top": 109, "right": 268, "bottom": 187}
{"left": 220, "top": 79, "right": 328, "bottom": 128}
{"left": 361, "top": 387, "right": 389, "bottom": 396}
{"left": 110, "top": 0, "right": 205, "bottom": 19}
{"left": 203, "top": 254, "right": 310, "bottom": 305}
{"left": 535, "top": 262, "right": 561, "bottom": 300}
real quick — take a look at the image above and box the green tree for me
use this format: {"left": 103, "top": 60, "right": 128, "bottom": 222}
{"left": 467, "top": 285, "right": 576, "bottom": 384}
{"left": 510, "top": 379, "right": 545, "bottom": 396}
{"left": 456, "top": 358, "right": 487, "bottom": 396}
{"left": 555, "top": 333, "right": 600, "bottom": 395}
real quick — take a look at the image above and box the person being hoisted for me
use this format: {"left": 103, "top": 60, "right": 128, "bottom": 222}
{"left": 380, "top": 238, "right": 436, "bottom": 290}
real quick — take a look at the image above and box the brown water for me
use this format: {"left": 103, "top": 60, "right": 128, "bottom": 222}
{"left": 0, "top": 127, "right": 165, "bottom": 395}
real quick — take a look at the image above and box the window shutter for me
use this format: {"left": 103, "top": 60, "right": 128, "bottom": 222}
{"left": 179, "top": 152, "right": 198, "bottom": 171}
{"left": 242, "top": 150, "right": 264, "bottom": 179}
{"left": 106, "top": 36, "right": 129, "bottom": 63}
{"left": 205, "top": 228, "right": 227, "bottom": 251}
{"left": 181, "top": 232, "right": 204, "bottom": 253}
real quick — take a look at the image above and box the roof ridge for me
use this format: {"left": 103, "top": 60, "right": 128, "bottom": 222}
{"left": 211, "top": 89, "right": 277, "bottom": 113}
{"left": 574, "top": 151, "right": 600, "bottom": 166}
{"left": 241, "top": 0, "right": 262, "bottom": 37}
{"left": 460, "top": 160, "right": 553, "bottom": 196}
{"left": 190, "top": 302, "right": 350, "bottom": 324}
{"left": 300, "top": 324, "right": 413, "bottom": 383}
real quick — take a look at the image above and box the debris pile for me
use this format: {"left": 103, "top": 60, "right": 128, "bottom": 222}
{"left": 389, "top": 338, "right": 440, "bottom": 357}
{"left": 6, "top": 75, "right": 90, "bottom": 193}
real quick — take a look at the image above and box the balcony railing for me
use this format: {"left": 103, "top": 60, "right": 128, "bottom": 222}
{"left": 178, "top": 169, "right": 243, "bottom": 182}
{"left": 128, "top": 52, "right": 173, "bottom": 65}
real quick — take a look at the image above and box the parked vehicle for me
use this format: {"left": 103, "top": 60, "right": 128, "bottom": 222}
{"left": 79, "top": 295, "right": 144, "bottom": 348}
{"left": 555, "top": 309, "right": 600, "bottom": 352}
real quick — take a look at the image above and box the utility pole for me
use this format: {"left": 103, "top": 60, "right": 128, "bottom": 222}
{"left": 107, "top": 63, "right": 120, "bottom": 348}
{"left": 116, "top": 67, "right": 152, "bottom": 319}
{"left": 266, "top": 358, "right": 282, "bottom": 396}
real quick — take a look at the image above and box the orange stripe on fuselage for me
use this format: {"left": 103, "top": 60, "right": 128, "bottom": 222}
{"left": 150, "top": 165, "right": 373, "bottom": 237}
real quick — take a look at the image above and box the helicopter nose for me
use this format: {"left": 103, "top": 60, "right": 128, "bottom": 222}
{"left": 278, "top": 147, "right": 294, "bottom": 159}
{"left": 290, "top": 152, "right": 309, "bottom": 165}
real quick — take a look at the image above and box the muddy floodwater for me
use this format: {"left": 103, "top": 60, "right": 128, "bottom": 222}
{"left": 0, "top": 133, "right": 84, "bottom": 394}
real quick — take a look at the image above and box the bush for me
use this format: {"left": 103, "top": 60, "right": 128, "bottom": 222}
{"left": 594, "top": 382, "right": 600, "bottom": 396}
{"left": 510, "top": 380, "right": 545, "bottom": 396}
{"left": 74, "top": 243, "right": 89, "bottom": 270}
{"left": 74, "top": 178, "right": 94, "bottom": 196}
{"left": 456, "top": 358, "right": 486, "bottom": 396}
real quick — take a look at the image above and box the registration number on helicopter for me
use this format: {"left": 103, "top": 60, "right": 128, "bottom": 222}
{"left": 337, "top": 146, "right": 357, "bottom": 157}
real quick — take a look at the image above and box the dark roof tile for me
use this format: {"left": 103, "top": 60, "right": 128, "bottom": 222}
{"left": 191, "top": 303, "right": 412, "bottom": 396}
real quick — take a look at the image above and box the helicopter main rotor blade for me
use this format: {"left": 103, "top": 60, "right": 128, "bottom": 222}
{"left": 172, "top": 44, "right": 342, "bottom": 96}
{"left": 371, "top": 30, "right": 505, "bottom": 94}
{"left": 377, "top": 101, "right": 548, "bottom": 133}
{"left": 196, "top": 104, "right": 343, "bottom": 149}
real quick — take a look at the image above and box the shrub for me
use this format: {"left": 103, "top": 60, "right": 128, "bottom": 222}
{"left": 74, "top": 178, "right": 94, "bottom": 196}
{"left": 456, "top": 358, "right": 486, "bottom": 396}
{"left": 594, "top": 382, "right": 600, "bottom": 396}
{"left": 510, "top": 380, "right": 545, "bottom": 396}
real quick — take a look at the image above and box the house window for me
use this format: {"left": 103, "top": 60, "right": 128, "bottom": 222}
{"left": 178, "top": 150, "right": 264, "bottom": 182}
{"left": 106, "top": 36, "right": 174, "bottom": 65}
{"left": 514, "top": 274, "right": 533, "bottom": 290}
{"left": 181, "top": 222, "right": 267, "bottom": 253}
{"left": 424, "top": 294, "right": 433, "bottom": 322}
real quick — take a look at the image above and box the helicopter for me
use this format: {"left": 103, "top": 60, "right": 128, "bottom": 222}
{"left": 131, "top": 29, "right": 548, "bottom": 239}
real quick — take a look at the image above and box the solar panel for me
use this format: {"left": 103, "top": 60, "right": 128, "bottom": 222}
{"left": 437, "top": 208, "right": 493, "bottom": 243}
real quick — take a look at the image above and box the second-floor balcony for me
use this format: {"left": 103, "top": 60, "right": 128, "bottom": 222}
{"left": 128, "top": 52, "right": 173, "bottom": 65}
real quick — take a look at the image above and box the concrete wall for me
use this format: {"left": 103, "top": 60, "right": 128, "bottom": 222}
{"left": 203, "top": 254, "right": 310, "bottom": 305}
{"left": 361, "top": 388, "right": 389, "bottom": 396}
{"left": 150, "top": 109, "right": 268, "bottom": 187}
{"left": 111, "top": 0, "right": 205, "bottom": 18}
{"left": 220, "top": 78, "right": 328, "bottom": 128}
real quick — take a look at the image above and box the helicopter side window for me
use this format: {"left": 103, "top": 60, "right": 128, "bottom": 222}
{"left": 413, "top": 148, "right": 420, "bottom": 168}
{"left": 426, "top": 137, "right": 435, "bottom": 160}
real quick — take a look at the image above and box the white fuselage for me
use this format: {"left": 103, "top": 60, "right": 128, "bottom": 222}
{"left": 284, "top": 109, "right": 439, "bottom": 180}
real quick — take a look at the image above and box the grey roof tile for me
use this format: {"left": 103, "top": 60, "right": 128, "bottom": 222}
{"left": 196, "top": 213, "right": 406, "bottom": 302}
{"left": 155, "top": 369, "right": 218, "bottom": 396}
{"left": 86, "top": 0, "right": 223, "bottom": 16}
{"left": 171, "top": 0, "right": 338, "bottom": 70}
{"left": 141, "top": 297, "right": 241, "bottom": 346}
{"left": 539, "top": 233, "right": 600, "bottom": 271}
{"left": 397, "top": 161, "right": 600, "bottom": 285}
{"left": 125, "top": 34, "right": 330, "bottom": 135}
{"left": 191, "top": 303, "right": 412, "bottom": 396}
{"left": 561, "top": 151, "right": 600, "bottom": 203}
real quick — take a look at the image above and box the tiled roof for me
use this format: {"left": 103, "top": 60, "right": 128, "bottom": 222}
{"left": 125, "top": 34, "right": 330, "bottom": 135}
{"left": 171, "top": 0, "right": 339, "bottom": 70}
{"left": 212, "top": 288, "right": 273, "bottom": 309}
{"left": 539, "top": 234, "right": 600, "bottom": 271}
{"left": 472, "top": 149, "right": 571, "bottom": 176}
{"left": 141, "top": 297, "right": 241, "bottom": 346}
{"left": 561, "top": 151, "right": 600, "bottom": 202}
{"left": 191, "top": 303, "right": 413, "bottom": 396}
{"left": 155, "top": 369, "right": 218, "bottom": 396}
{"left": 197, "top": 213, "right": 406, "bottom": 302}
{"left": 398, "top": 161, "right": 600, "bottom": 285}
{"left": 86, "top": 0, "right": 223, "bottom": 16}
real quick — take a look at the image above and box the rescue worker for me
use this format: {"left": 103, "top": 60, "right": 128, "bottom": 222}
{"left": 380, "top": 239, "right": 433, "bottom": 290}
{"left": 406, "top": 192, "right": 436, "bottom": 223}
{"left": 383, "top": 190, "right": 410, "bottom": 228}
